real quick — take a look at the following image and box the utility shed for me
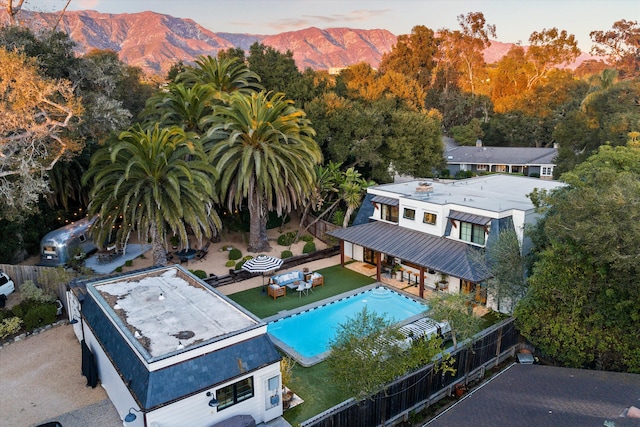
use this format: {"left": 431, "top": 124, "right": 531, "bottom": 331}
{"left": 68, "top": 266, "right": 283, "bottom": 427}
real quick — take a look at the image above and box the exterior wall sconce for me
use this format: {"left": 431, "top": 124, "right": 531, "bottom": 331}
{"left": 207, "top": 391, "right": 219, "bottom": 407}
{"left": 124, "top": 407, "right": 142, "bottom": 422}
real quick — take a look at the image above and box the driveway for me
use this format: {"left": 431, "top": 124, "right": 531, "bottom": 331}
{"left": 0, "top": 324, "right": 122, "bottom": 427}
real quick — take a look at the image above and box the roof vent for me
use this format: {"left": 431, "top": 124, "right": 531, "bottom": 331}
{"left": 416, "top": 182, "right": 434, "bottom": 194}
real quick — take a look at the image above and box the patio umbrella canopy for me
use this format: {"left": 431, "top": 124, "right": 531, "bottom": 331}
{"left": 242, "top": 255, "right": 284, "bottom": 286}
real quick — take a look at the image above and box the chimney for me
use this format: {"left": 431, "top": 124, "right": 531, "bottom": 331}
{"left": 416, "top": 181, "right": 434, "bottom": 194}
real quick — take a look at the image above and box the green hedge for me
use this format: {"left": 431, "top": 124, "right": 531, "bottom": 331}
{"left": 303, "top": 241, "right": 316, "bottom": 254}
{"left": 277, "top": 232, "right": 297, "bottom": 246}
{"left": 281, "top": 250, "right": 293, "bottom": 259}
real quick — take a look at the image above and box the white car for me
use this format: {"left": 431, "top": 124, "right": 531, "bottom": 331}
{"left": 0, "top": 271, "right": 15, "bottom": 305}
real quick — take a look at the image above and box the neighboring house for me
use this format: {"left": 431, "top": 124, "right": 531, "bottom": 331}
{"left": 426, "top": 363, "right": 640, "bottom": 427}
{"left": 329, "top": 175, "right": 564, "bottom": 310}
{"left": 66, "top": 265, "right": 283, "bottom": 427}
{"left": 444, "top": 141, "right": 558, "bottom": 179}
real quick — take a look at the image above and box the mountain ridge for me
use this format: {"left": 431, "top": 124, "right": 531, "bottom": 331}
{"left": 1, "top": 9, "right": 595, "bottom": 76}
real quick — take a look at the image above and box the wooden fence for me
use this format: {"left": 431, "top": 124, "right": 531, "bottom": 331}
{"left": 301, "top": 317, "right": 520, "bottom": 427}
{"left": 0, "top": 263, "right": 77, "bottom": 308}
{"left": 303, "top": 214, "right": 341, "bottom": 245}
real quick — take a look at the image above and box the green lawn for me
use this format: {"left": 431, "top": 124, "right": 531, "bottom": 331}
{"left": 227, "top": 264, "right": 376, "bottom": 319}
{"left": 282, "top": 359, "right": 351, "bottom": 426}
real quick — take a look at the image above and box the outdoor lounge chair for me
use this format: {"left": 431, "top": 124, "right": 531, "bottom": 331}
{"left": 295, "top": 282, "right": 306, "bottom": 297}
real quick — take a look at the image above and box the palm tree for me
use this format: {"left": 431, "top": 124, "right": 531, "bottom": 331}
{"left": 83, "top": 124, "right": 221, "bottom": 266}
{"left": 340, "top": 167, "right": 374, "bottom": 228}
{"left": 176, "top": 55, "right": 263, "bottom": 94}
{"left": 204, "top": 91, "right": 322, "bottom": 252}
{"left": 140, "top": 83, "right": 217, "bottom": 133}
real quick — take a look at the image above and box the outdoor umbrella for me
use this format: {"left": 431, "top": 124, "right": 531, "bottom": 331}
{"left": 241, "top": 254, "right": 284, "bottom": 289}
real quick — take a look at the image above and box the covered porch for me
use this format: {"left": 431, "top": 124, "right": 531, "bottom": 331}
{"left": 327, "top": 221, "right": 490, "bottom": 303}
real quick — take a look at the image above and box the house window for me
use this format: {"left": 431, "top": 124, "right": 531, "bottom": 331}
{"left": 403, "top": 208, "right": 415, "bottom": 220}
{"left": 423, "top": 212, "right": 437, "bottom": 225}
{"left": 495, "top": 165, "right": 507, "bottom": 173}
{"left": 217, "top": 377, "right": 254, "bottom": 411}
{"left": 541, "top": 167, "right": 553, "bottom": 176}
{"left": 460, "top": 222, "right": 485, "bottom": 245}
{"left": 381, "top": 204, "right": 399, "bottom": 222}
{"left": 476, "top": 164, "right": 488, "bottom": 171}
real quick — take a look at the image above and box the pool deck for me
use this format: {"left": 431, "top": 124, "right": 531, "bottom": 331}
{"left": 264, "top": 283, "right": 431, "bottom": 367}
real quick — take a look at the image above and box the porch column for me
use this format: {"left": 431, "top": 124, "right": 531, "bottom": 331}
{"left": 340, "top": 240, "right": 345, "bottom": 267}
{"left": 376, "top": 251, "right": 381, "bottom": 282}
{"left": 419, "top": 266, "right": 425, "bottom": 299}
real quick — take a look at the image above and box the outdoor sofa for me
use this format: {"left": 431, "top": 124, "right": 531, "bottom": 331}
{"left": 270, "top": 270, "right": 306, "bottom": 289}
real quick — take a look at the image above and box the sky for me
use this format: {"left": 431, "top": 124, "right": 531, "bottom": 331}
{"left": 25, "top": 0, "right": 639, "bottom": 51}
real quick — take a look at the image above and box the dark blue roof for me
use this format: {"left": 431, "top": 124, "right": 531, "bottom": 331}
{"left": 352, "top": 193, "right": 375, "bottom": 226}
{"left": 82, "top": 295, "right": 281, "bottom": 410}
{"left": 328, "top": 221, "right": 491, "bottom": 282}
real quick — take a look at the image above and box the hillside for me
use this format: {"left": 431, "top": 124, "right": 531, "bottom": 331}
{"left": 1, "top": 9, "right": 595, "bottom": 76}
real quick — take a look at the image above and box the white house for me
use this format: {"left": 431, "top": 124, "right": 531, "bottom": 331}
{"left": 66, "top": 265, "right": 283, "bottom": 427}
{"left": 328, "top": 175, "right": 564, "bottom": 310}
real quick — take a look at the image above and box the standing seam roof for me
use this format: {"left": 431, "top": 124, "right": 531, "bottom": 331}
{"left": 328, "top": 221, "right": 490, "bottom": 282}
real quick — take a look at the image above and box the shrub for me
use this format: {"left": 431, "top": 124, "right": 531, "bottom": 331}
{"left": 277, "top": 232, "right": 296, "bottom": 246}
{"left": 228, "top": 248, "right": 242, "bottom": 260}
{"left": 529, "top": 173, "right": 540, "bottom": 178}
{"left": 235, "top": 260, "right": 247, "bottom": 270}
{"left": 281, "top": 250, "right": 293, "bottom": 259}
{"left": 242, "top": 255, "right": 254, "bottom": 262}
{"left": 301, "top": 234, "right": 314, "bottom": 243}
{"left": 19, "top": 280, "right": 55, "bottom": 304}
{"left": 225, "top": 260, "right": 236, "bottom": 268}
{"left": 23, "top": 303, "right": 57, "bottom": 331}
{"left": 0, "top": 316, "right": 23, "bottom": 339}
{"left": 115, "top": 266, "right": 123, "bottom": 272}
{"left": 303, "top": 241, "right": 316, "bottom": 254}
{"left": 125, "top": 260, "right": 133, "bottom": 267}
{"left": 189, "top": 270, "right": 207, "bottom": 279}
{"left": 440, "top": 169, "right": 451, "bottom": 178}
{"left": 332, "top": 210, "right": 345, "bottom": 226}
{"left": 10, "top": 300, "right": 39, "bottom": 319}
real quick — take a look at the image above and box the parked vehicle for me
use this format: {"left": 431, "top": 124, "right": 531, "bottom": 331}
{"left": 39, "top": 216, "right": 98, "bottom": 267}
{"left": 0, "top": 271, "right": 15, "bottom": 307}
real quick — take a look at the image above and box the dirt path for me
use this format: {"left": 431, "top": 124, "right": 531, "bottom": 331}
{"left": 0, "top": 325, "right": 110, "bottom": 427}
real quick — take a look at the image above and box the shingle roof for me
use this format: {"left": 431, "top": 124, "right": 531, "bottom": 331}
{"left": 328, "top": 221, "right": 490, "bottom": 282}
{"left": 445, "top": 146, "right": 557, "bottom": 165}
{"left": 427, "top": 364, "right": 640, "bottom": 427}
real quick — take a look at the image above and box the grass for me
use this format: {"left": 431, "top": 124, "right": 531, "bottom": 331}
{"left": 282, "top": 358, "right": 351, "bottom": 426}
{"left": 228, "top": 264, "right": 375, "bottom": 424}
{"left": 227, "top": 265, "right": 376, "bottom": 319}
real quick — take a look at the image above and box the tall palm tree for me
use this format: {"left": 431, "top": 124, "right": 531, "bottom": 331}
{"left": 176, "top": 55, "right": 263, "bottom": 95}
{"left": 83, "top": 124, "right": 221, "bottom": 266}
{"left": 140, "top": 83, "right": 217, "bottom": 133}
{"left": 204, "top": 91, "right": 322, "bottom": 252}
{"left": 340, "top": 167, "right": 374, "bottom": 228}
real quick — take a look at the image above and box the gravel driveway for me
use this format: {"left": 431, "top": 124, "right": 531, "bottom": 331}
{"left": 0, "top": 324, "right": 122, "bottom": 427}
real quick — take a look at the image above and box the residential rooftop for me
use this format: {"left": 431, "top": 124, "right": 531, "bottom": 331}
{"left": 372, "top": 175, "right": 564, "bottom": 213}
{"left": 87, "top": 266, "right": 259, "bottom": 359}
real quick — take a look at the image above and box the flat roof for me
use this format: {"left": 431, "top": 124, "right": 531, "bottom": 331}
{"left": 373, "top": 175, "right": 564, "bottom": 213}
{"left": 88, "top": 266, "right": 258, "bottom": 358}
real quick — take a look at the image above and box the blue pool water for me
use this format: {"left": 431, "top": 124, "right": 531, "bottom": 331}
{"left": 267, "top": 286, "right": 428, "bottom": 362}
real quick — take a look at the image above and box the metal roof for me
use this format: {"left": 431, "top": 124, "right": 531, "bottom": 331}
{"left": 448, "top": 210, "right": 492, "bottom": 226}
{"left": 328, "top": 221, "right": 490, "bottom": 282}
{"left": 371, "top": 195, "right": 399, "bottom": 206}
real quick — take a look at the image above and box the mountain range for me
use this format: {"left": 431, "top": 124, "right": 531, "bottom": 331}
{"left": 2, "top": 9, "right": 595, "bottom": 76}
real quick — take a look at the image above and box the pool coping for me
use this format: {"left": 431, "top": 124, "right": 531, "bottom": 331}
{"left": 264, "top": 283, "right": 430, "bottom": 367}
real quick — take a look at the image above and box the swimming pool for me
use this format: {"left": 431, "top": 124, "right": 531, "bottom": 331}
{"left": 267, "top": 286, "right": 428, "bottom": 366}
